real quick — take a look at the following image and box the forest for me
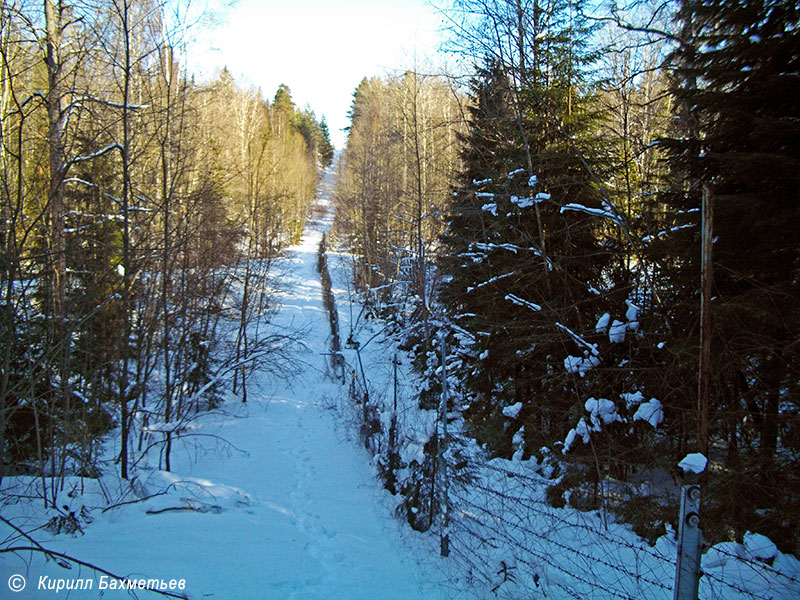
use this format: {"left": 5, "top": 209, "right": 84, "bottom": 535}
{"left": 1, "top": 0, "right": 799, "bottom": 599}
{"left": 1, "top": 0, "right": 332, "bottom": 491}
{"left": 334, "top": 0, "right": 799, "bottom": 558}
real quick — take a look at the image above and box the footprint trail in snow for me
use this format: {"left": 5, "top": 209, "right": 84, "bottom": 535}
{"left": 2, "top": 166, "right": 449, "bottom": 600}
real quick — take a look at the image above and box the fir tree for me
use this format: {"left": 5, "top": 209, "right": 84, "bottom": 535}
{"left": 318, "top": 116, "right": 335, "bottom": 166}
{"left": 659, "top": 0, "right": 800, "bottom": 550}
{"left": 440, "top": 8, "right": 614, "bottom": 461}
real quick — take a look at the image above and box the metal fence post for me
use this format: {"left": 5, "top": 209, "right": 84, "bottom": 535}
{"left": 674, "top": 484, "right": 702, "bottom": 600}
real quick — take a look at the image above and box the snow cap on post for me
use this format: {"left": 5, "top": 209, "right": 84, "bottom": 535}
{"left": 678, "top": 452, "right": 708, "bottom": 474}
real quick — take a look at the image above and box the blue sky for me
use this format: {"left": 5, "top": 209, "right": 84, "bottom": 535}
{"left": 189, "top": 0, "right": 449, "bottom": 148}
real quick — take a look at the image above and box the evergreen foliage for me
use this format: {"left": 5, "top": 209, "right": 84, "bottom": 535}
{"left": 440, "top": 0, "right": 618, "bottom": 463}
{"left": 656, "top": 0, "right": 800, "bottom": 549}
{"left": 336, "top": 0, "right": 800, "bottom": 554}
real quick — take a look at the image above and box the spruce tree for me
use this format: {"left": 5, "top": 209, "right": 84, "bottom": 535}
{"left": 318, "top": 116, "right": 335, "bottom": 166}
{"left": 659, "top": 0, "right": 800, "bottom": 550}
{"left": 440, "top": 0, "right": 615, "bottom": 463}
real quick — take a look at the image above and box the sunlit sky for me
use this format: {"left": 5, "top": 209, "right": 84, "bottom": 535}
{"left": 188, "top": 0, "right": 451, "bottom": 149}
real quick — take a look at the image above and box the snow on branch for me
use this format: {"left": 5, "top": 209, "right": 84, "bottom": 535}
{"left": 74, "top": 94, "right": 150, "bottom": 110}
{"left": 471, "top": 242, "right": 520, "bottom": 254}
{"left": 6, "top": 92, "right": 47, "bottom": 118}
{"left": 678, "top": 452, "right": 707, "bottom": 474}
{"left": 555, "top": 321, "right": 600, "bottom": 357}
{"left": 67, "top": 142, "right": 123, "bottom": 166}
{"left": 65, "top": 209, "right": 123, "bottom": 222}
{"left": 468, "top": 242, "right": 553, "bottom": 270}
{"left": 481, "top": 202, "right": 498, "bottom": 215}
{"left": 64, "top": 179, "right": 121, "bottom": 203}
{"left": 641, "top": 223, "right": 696, "bottom": 243}
{"left": 633, "top": 398, "right": 664, "bottom": 428}
{"left": 64, "top": 177, "right": 98, "bottom": 188}
{"left": 509, "top": 193, "right": 549, "bottom": 208}
{"left": 560, "top": 203, "right": 624, "bottom": 225}
{"left": 467, "top": 271, "right": 517, "bottom": 292}
{"left": 505, "top": 293, "right": 541, "bottom": 312}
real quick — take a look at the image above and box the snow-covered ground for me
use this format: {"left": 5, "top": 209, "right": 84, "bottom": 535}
{"left": 0, "top": 168, "right": 453, "bottom": 599}
{"left": 3, "top": 166, "right": 799, "bottom": 600}
{"left": 321, "top": 192, "right": 800, "bottom": 599}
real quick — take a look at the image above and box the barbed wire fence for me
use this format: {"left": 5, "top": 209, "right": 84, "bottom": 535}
{"left": 318, "top": 240, "right": 800, "bottom": 600}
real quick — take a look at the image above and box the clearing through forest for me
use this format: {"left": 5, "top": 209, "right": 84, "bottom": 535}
{"left": 0, "top": 167, "right": 450, "bottom": 600}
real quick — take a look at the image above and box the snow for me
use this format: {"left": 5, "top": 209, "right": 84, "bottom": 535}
{"left": 505, "top": 293, "right": 541, "bottom": 312}
{"left": 75, "top": 94, "right": 150, "bottom": 109}
{"left": 511, "top": 427, "right": 525, "bottom": 461}
{"left": 642, "top": 223, "right": 696, "bottom": 243}
{"left": 609, "top": 319, "right": 626, "bottom": 343}
{"left": 678, "top": 452, "right": 708, "bottom": 474}
{"left": 595, "top": 312, "right": 611, "bottom": 334}
{"left": 585, "top": 397, "right": 624, "bottom": 427}
{"left": 704, "top": 541, "right": 744, "bottom": 569}
{"left": 702, "top": 539, "right": 799, "bottom": 599}
{"left": 564, "top": 417, "right": 594, "bottom": 451}
{"left": 472, "top": 241, "right": 519, "bottom": 254}
{"left": 633, "top": 398, "right": 664, "bottom": 428}
{"left": 64, "top": 177, "right": 99, "bottom": 188}
{"left": 503, "top": 402, "right": 523, "bottom": 419}
{"left": 510, "top": 195, "right": 535, "bottom": 208}
{"left": 621, "top": 390, "right": 645, "bottom": 408}
{"left": 774, "top": 552, "right": 800, "bottom": 580}
{"left": 481, "top": 202, "right": 498, "bottom": 215}
{"left": 560, "top": 202, "right": 623, "bottom": 224}
{"left": 556, "top": 321, "right": 600, "bottom": 357}
{"left": 744, "top": 532, "right": 779, "bottom": 561}
{"left": 625, "top": 301, "right": 640, "bottom": 332}
{"left": 5, "top": 164, "right": 799, "bottom": 600}
{"left": 68, "top": 142, "right": 123, "bottom": 165}
{"left": 0, "top": 166, "right": 449, "bottom": 600}
{"left": 527, "top": 174, "right": 538, "bottom": 187}
{"left": 564, "top": 399, "right": 624, "bottom": 453}
{"left": 467, "top": 270, "right": 516, "bottom": 292}
{"left": 564, "top": 354, "right": 600, "bottom": 377}
{"left": 625, "top": 301, "right": 639, "bottom": 324}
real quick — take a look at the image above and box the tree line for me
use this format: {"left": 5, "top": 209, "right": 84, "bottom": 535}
{"left": 335, "top": 0, "right": 799, "bottom": 553}
{"left": 335, "top": 71, "right": 464, "bottom": 359}
{"left": 0, "top": 0, "right": 332, "bottom": 506}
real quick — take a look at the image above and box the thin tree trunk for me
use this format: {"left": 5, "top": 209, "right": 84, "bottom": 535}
{"left": 697, "top": 183, "right": 713, "bottom": 459}
{"left": 118, "top": 0, "right": 133, "bottom": 480}
{"left": 44, "top": 0, "right": 65, "bottom": 318}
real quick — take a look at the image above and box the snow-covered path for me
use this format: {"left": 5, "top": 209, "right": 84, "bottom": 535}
{"left": 194, "top": 169, "right": 442, "bottom": 599}
{"left": 1, "top": 169, "right": 447, "bottom": 599}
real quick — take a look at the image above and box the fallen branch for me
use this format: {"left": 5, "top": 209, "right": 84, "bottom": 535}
{"left": 145, "top": 501, "right": 222, "bottom": 516}
{"left": 101, "top": 487, "right": 175, "bottom": 513}
{"left": 0, "top": 514, "right": 69, "bottom": 567}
